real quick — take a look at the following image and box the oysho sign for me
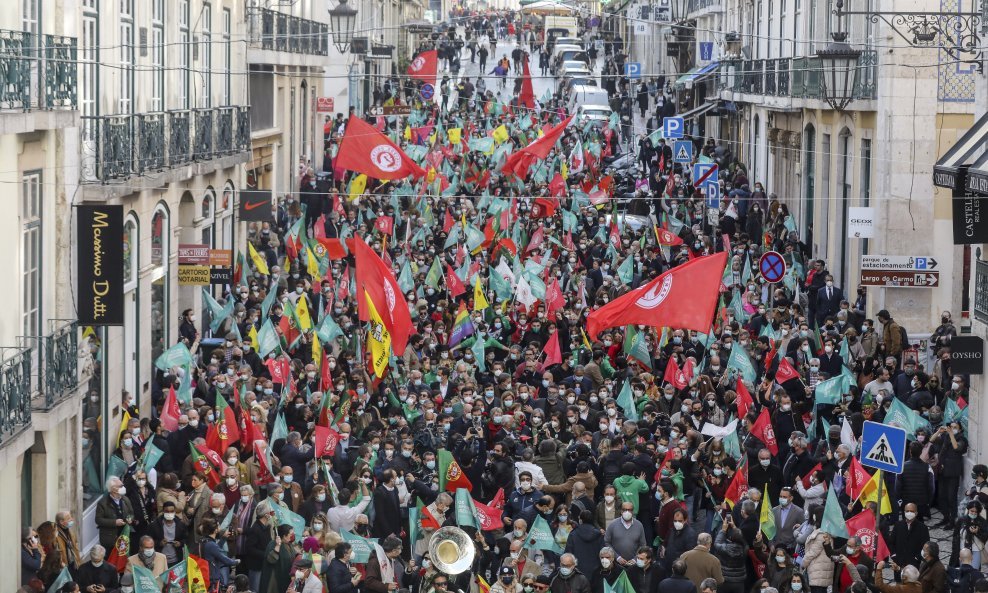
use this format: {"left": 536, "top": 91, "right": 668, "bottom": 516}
{"left": 77, "top": 205, "right": 124, "bottom": 325}
{"left": 950, "top": 335, "right": 985, "bottom": 375}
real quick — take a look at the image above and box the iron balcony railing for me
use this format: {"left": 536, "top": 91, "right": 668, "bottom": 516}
{"left": 0, "top": 29, "right": 78, "bottom": 112}
{"left": 38, "top": 321, "right": 79, "bottom": 410}
{"left": 0, "top": 347, "right": 32, "bottom": 443}
{"left": 81, "top": 105, "right": 251, "bottom": 183}
{"left": 975, "top": 254, "right": 988, "bottom": 325}
{"left": 686, "top": 0, "right": 721, "bottom": 16}
{"left": 722, "top": 50, "right": 877, "bottom": 101}
{"left": 255, "top": 7, "right": 328, "bottom": 56}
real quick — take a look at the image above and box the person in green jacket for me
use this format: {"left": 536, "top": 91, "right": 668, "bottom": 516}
{"left": 612, "top": 463, "right": 649, "bottom": 514}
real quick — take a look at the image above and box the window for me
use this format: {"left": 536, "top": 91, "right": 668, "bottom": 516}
{"left": 81, "top": 7, "right": 97, "bottom": 117}
{"left": 300, "top": 81, "right": 309, "bottom": 162}
{"left": 819, "top": 133, "right": 831, "bottom": 260}
{"left": 222, "top": 8, "right": 231, "bottom": 105}
{"left": 860, "top": 138, "right": 872, "bottom": 254}
{"left": 201, "top": 2, "right": 212, "bottom": 108}
{"left": 22, "top": 172, "right": 41, "bottom": 340}
{"left": 179, "top": 0, "right": 190, "bottom": 108}
{"left": 150, "top": 206, "right": 169, "bottom": 372}
{"left": 151, "top": 0, "right": 165, "bottom": 111}
{"left": 22, "top": 0, "right": 39, "bottom": 37}
{"left": 838, "top": 129, "right": 852, "bottom": 284}
{"left": 804, "top": 125, "right": 815, "bottom": 233}
{"left": 123, "top": 217, "right": 137, "bottom": 287}
{"left": 120, "top": 0, "right": 134, "bottom": 113}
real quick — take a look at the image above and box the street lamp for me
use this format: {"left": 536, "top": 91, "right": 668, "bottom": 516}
{"left": 670, "top": 0, "right": 690, "bottom": 23}
{"left": 816, "top": 0, "right": 861, "bottom": 112}
{"left": 329, "top": 0, "right": 358, "bottom": 53}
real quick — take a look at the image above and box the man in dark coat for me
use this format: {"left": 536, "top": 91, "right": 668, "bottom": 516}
{"left": 658, "top": 561, "right": 699, "bottom": 593}
{"left": 372, "top": 470, "right": 403, "bottom": 539}
{"left": 565, "top": 511, "right": 605, "bottom": 578}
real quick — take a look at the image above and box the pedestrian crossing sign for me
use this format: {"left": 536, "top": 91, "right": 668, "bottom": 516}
{"left": 673, "top": 140, "right": 693, "bottom": 163}
{"left": 860, "top": 420, "right": 907, "bottom": 474}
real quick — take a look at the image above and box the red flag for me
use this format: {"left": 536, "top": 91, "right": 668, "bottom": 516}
{"left": 586, "top": 252, "right": 729, "bottom": 340}
{"left": 776, "top": 358, "right": 801, "bottom": 383}
{"left": 443, "top": 209, "right": 456, "bottom": 233}
{"left": 589, "top": 189, "right": 609, "bottom": 207}
{"left": 354, "top": 235, "right": 413, "bottom": 353}
{"left": 489, "top": 488, "right": 506, "bottom": 510}
{"left": 320, "top": 352, "right": 334, "bottom": 392}
{"left": 751, "top": 407, "right": 779, "bottom": 456}
{"left": 314, "top": 425, "right": 341, "bottom": 458}
{"left": 445, "top": 264, "right": 466, "bottom": 297}
{"left": 549, "top": 173, "right": 567, "bottom": 197}
{"left": 266, "top": 357, "right": 289, "bottom": 385}
{"left": 725, "top": 460, "right": 749, "bottom": 508}
{"left": 664, "top": 357, "right": 684, "bottom": 388}
{"left": 519, "top": 56, "right": 536, "bottom": 108}
{"left": 846, "top": 456, "right": 872, "bottom": 501}
{"left": 407, "top": 49, "right": 438, "bottom": 85}
{"left": 801, "top": 462, "right": 822, "bottom": 489}
{"left": 337, "top": 116, "right": 426, "bottom": 180}
{"left": 682, "top": 358, "right": 695, "bottom": 385}
{"left": 160, "top": 386, "right": 180, "bottom": 432}
{"left": 374, "top": 216, "right": 395, "bottom": 236}
{"left": 538, "top": 332, "right": 562, "bottom": 372}
{"left": 736, "top": 380, "right": 754, "bottom": 420}
{"left": 563, "top": 232, "right": 577, "bottom": 252}
{"left": 608, "top": 222, "right": 621, "bottom": 251}
{"left": 656, "top": 226, "right": 684, "bottom": 246}
{"left": 420, "top": 504, "right": 442, "bottom": 529}
{"left": 502, "top": 115, "right": 575, "bottom": 176}
{"left": 239, "top": 411, "right": 257, "bottom": 453}
{"left": 205, "top": 391, "right": 240, "bottom": 455}
{"left": 845, "top": 510, "right": 890, "bottom": 560}
{"left": 532, "top": 198, "right": 558, "bottom": 218}
{"left": 545, "top": 278, "right": 565, "bottom": 316}
{"left": 190, "top": 443, "right": 223, "bottom": 489}
{"left": 316, "top": 238, "right": 348, "bottom": 260}
{"left": 313, "top": 214, "right": 327, "bottom": 239}
{"left": 473, "top": 499, "right": 504, "bottom": 531}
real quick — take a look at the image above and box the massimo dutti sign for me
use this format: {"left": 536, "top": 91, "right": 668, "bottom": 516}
{"left": 77, "top": 205, "right": 124, "bottom": 325}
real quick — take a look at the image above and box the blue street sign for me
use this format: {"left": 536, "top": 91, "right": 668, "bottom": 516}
{"left": 692, "top": 162, "right": 718, "bottom": 187}
{"left": 673, "top": 140, "right": 693, "bottom": 163}
{"left": 704, "top": 182, "right": 720, "bottom": 208}
{"left": 663, "top": 116, "right": 684, "bottom": 139}
{"left": 420, "top": 83, "right": 435, "bottom": 100}
{"left": 699, "top": 41, "right": 714, "bottom": 61}
{"left": 758, "top": 251, "right": 787, "bottom": 283}
{"left": 860, "top": 421, "right": 907, "bottom": 474}
{"left": 624, "top": 62, "right": 642, "bottom": 80}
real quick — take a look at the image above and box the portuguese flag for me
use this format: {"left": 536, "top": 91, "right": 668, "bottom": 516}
{"left": 107, "top": 524, "right": 131, "bottom": 573}
{"left": 437, "top": 448, "right": 472, "bottom": 492}
{"left": 206, "top": 390, "right": 239, "bottom": 455}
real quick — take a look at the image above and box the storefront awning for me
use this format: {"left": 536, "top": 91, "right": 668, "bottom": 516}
{"left": 675, "top": 62, "right": 720, "bottom": 87}
{"left": 679, "top": 101, "right": 718, "bottom": 121}
{"left": 933, "top": 111, "right": 988, "bottom": 192}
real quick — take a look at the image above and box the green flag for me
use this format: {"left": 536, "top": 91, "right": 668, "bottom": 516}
{"left": 524, "top": 515, "right": 564, "bottom": 553}
{"left": 426, "top": 257, "right": 443, "bottom": 289}
{"left": 132, "top": 563, "right": 161, "bottom": 593}
{"left": 256, "top": 319, "right": 281, "bottom": 357}
{"left": 315, "top": 312, "right": 344, "bottom": 344}
{"left": 616, "top": 255, "right": 634, "bottom": 285}
{"left": 604, "top": 570, "right": 635, "bottom": 593}
{"left": 759, "top": 484, "right": 777, "bottom": 539}
{"left": 398, "top": 262, "right": 415, "bottom": 293}
{"left": 471, "top": 338, "right": 487, "bottom": 372}
{"left": 616, "top": 380, "right": 638, "bottom": 421}
{"left": 106, "top": 455, "right": 128, "bottom": 482}
{"left": 47, "top": 566, "right": 72, "bottom": 593}
{"left": 341, "top": 529, "right": 378, "bottom": 562}
{"left": 455, "top": 488, "right": 480, "bottom": 528}
{"left": 260, "top": 282, "right": 279, "bottom": 319}
{"left": 820, "top": 485, "right": 849, "bottom": 538}
{"left": 155, "top": 342, "right": 193, "bottom": 371}
{"left": 884, "top": 397, "right": 931, "bottom": 439}
{"left": 270, "top": 409, "right": 288, "bottom": 444}
{"left": 409, "top": 501, "right": 421, "bottom": 551}
{"left": 137, "top": 440, "right": 165, "bottom": 473}
{"left": 727, "top": 345, "right": 757, "bottom": 384}
{"left": 271, "top": 503, "right": 306, "bottom": 537}
{"left": 489, "top": 267, "right": 513, "bottom": 300}
{"left": 813, "top": 374, "right": 848, "bottom": 405}
{"left": 202, "top": 288, "right": 235, "bottom": 334}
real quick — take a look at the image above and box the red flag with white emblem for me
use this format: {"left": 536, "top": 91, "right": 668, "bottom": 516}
{"left": 407, "top": 50, "right": 438, "bottom": 85}
{"left": 337, "top": 116, "right": 425, "bottom": 180}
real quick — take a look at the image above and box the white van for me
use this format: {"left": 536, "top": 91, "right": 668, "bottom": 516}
{"left": 568, "top": 85, "right": 610, "bottom": 111}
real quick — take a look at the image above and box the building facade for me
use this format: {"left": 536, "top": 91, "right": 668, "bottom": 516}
{"left": 0, "top": 0, "right": 89, "bottom": 582}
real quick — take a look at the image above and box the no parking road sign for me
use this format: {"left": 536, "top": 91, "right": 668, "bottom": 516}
{"left": 420, "top": 83, "right": 435, "bottom": 100}
{"left": 860, "top": 421, "right": 907, "bottom": 474}
{"left": 758, "top": 251, "right": 787, "bottom": 283}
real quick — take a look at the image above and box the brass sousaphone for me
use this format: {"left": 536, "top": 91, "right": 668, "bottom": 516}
{"left": 428, "top": 526, "right": 475, "bottom": 575}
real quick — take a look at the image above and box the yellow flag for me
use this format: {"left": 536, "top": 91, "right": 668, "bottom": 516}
{"left": 349, "top": 173, "right": 367, "bottom": 202}
{"left": 247, "top": 241, "right": 269, "bottom": 275}
{"left": 561, "top": 161, "right": 569, "bottom": 180}
{"left": 296, "top": 295, "right": 312, "bottom": 330}
{"left": 404, "top": 125, "right": 412, "bottom": 140}
{"left": 249, "top": 324, "right": 260, "bottom": 351}
{"left": 365, "top": 290, "right": 392, "bottom": 378}
{"left": 306, "top": 246, "right": 321, "bottom": 281}
{"left": 448, "top": 128, "right": 462, "bottom": 145}
{"left": 581, "top": 328, "right": 592, "bottom": 350}
{"left": 858, "top": 469, "right": 892, "bottom": 514}
{"left": 117, "top": 410, "right": 132, "bottom": 448}
{"left": 473, "top": 278, "right": 490, "bottom": 311}
{"left": 312, "top": 332, "right": 322, "bottom": 366}
{"left": 493, "top": 125, "right": 509, "bottom": 144}
{"left": 187, "top": 555, "right": 208, "bottom": 593}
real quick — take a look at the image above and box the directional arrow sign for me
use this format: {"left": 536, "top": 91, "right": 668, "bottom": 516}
{"left": 860, "top": 255, "right": 938, "bottom": 271}
{"left": 859, "top": 271, "right": 940, "bottom": 288}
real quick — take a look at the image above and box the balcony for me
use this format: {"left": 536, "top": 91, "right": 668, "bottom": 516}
{"left": 0, "top": 29, "right": 78, "bottom": 134}
{"left": 80, "top": 105, "right": 251, "bottom": 187}
{"left": 685, "top": 0, "right": 722, "bottom": 18}
{"left": 37, "top": 321, "right": 80, "bottom": 411}
{"left": 720, "top": 51, "right": 878, "bottom": 104}
{"left": 249, "top": 8, "right": 329, "bottom": 66}
{"left": 0, "top": 347, "right": 32, "bottom": 444}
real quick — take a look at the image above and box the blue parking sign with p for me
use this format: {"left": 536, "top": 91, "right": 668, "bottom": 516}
{"left": 624, "top": 62, "right": 641, "bottom": 79}
{"left": 663, "top": 117, "right": 684, "bottom": 138}
{"left": 704, "top": 182, "right": 720, "bottom": 208}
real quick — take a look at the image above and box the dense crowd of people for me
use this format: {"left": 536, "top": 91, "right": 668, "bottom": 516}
{"left": 21, "top": 9, "right": 983, "bottom": 593}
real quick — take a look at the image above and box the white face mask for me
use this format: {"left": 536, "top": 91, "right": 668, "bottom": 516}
{"left": 604, "top": 495, "right": 615, "bottom": 503}
{"left": 296, "top": 570, "right": 306, "bottom": 580}
{"left": 905, "top": 511, "right": 917, "bottom": 521}
{"left": 600, "top": 558, "right": 612, "bottom": 568}
{"left": 622, "top": 511, "right": 633, "bottom": 521}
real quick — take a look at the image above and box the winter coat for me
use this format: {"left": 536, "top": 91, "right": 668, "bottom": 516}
{"left": 565, "top": 523, "right": 605, "bottom": 576}
{"left": 713, "top": 530, "right": 747, "bottom": 583}
{"left": 801, "top": 529, "right": 834, "bottom": 588}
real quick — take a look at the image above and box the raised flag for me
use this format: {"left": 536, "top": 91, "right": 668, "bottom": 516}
{"left": 615, "top": 380, "right": 638, "bottom": 421}
{"left": 801, "top": 462, "right": 823, "bottom": 489}
{"left": 107, "top": 524, "right": 131, "bottom": 573}
{"left": 664, "top": 357, "right": 688, "bottom": 390}
{"left": 519, "top": 58, "right": 536, "bottom": 108}
{"left": 586, "top": 252, "right": 728, "bottom": 339}
{"left": 821, "top": 485, "right": 850, "bottom": 538}
{"left": 374, "top": 215, "right": 395, "bottom": 236}
{"left": 160, "top": 385, "right": 181, "bottom": 432}
{"left": 314, "top": 424, "right": 341, "bottom": 458}
{"left": 502, "top": 115, "right": 575, "bottom": 177}
{"left": 524, "top": 515, "right": 564, "bottom": 554}
{"left": 437, "top": 448, "right": 472, "bottom": 492}
{"left": 473, "top": 497, "right": 503, "bottom": 530}
{"left": 448, "top": 303, "right": 474, "bottom": 348}
{"left": 846, "top": 456, "right": 871, "bottom": 501}
{"left": 545, "top": 278, "right": 565, "bottom": 315}
{"left": 724, "top": 460, "right": 749, "bottom": 508}
{"left": 727, "top": 345, "right": 757, "bottom": 384}
{"left": 407, "top": 49, "right": 438, "bottom": 84}
{"left": 473, "top": 278, "right": 490, "bottom": 311}
{"left": 341, "top": 530, "right": 378, "bottom": 563}
{"left": 750, "top": 407, "right": 779, "bottom": 455}
{"left": 337, "top": 116, "right": 426, "bottom": 180}
{"left": 655, "top": 226, "right": 684, "bottom": 246}
{"left": 760, "top": 484, "right": 777, "bottom": 540}
{"left": 365, "top": 291, "right": 392, "bottom": 378}
{"left": 247, "top": 241, "right": 269, "bottom": 275}
{"left": 845, "top": 509, "right": 890, "bottom": 560}
{"left": 857, "top": 469, "right": 892, "bottom": 515}
{"left": 445, "top": 263, "right": 466, "bottom": 298}
{"left": 132, "top": 563, "right": 159, "bottom": 593}
{"left": 353, "top": 235, "right": 413, "bottom": 353}
{"left": 775, "top": 358, "right": 801, "bottom": 383}
{"left": 735, "top": 379, "right": 755, "bottom": 420}
{"left": 814, "top": 374, "right": 849, "bottom": 405}
{"left": 206, "top": 390, "right": 240, "bottom": 454}
{"left": 538, "top": 332, "right": 562, "bottom": 372}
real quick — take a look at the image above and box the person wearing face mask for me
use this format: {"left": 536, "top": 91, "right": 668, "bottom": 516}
{"left": 663, "top": 509, "right": 698, "bottom": 574}
{"left": 124, "top": 470, "right": 157, "bottom": 546}
{"left": 888, "top": 502, "right": 930, "bottom": 575}
{"left": 605, "top": 501, "right": 647, "bottom": 566}
{"left": 260, "top": 524, "right": 300, "bottom": 593}
{"left": 278, "top": 432, "right": 315, "bottom": 486}
{"left": 506, "top": 471, "right": 546, "bottom": 527}
{"left": 549, "top": 553, "right": 591, "bottom": 593}
{"left": 492, "top": 565, "right": 523, "bottom": 593}
{"left": 327, "top": 542, "right": 364, "bottom": 593}
{"left": 372, "top": 470, "right": 404, "bottom": 539}
{"left": 179, "top": 308, "right": 199, "bottom": 345}
{"left": 748, "top": 449, "right": 783, "bottom": 507}
{"left": 625, "top": 547, "right": 664, "bottom": 593}
{"left": 95, "top": 476, "right": 135, "bottom": 551}
{"left": 930, "top": 422, "right": 969, "bottom": 529}
{"left": 288, "top": 556, "right": 322, "bottom": 593}
{"left": 76, "top": 544, "right": 120, "bottom": 593}
{"left": 184, "top": 471, "right": 213, "bottom": 546}
{"left": 126, "top": 534, "right": 168, "bottom": 579}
